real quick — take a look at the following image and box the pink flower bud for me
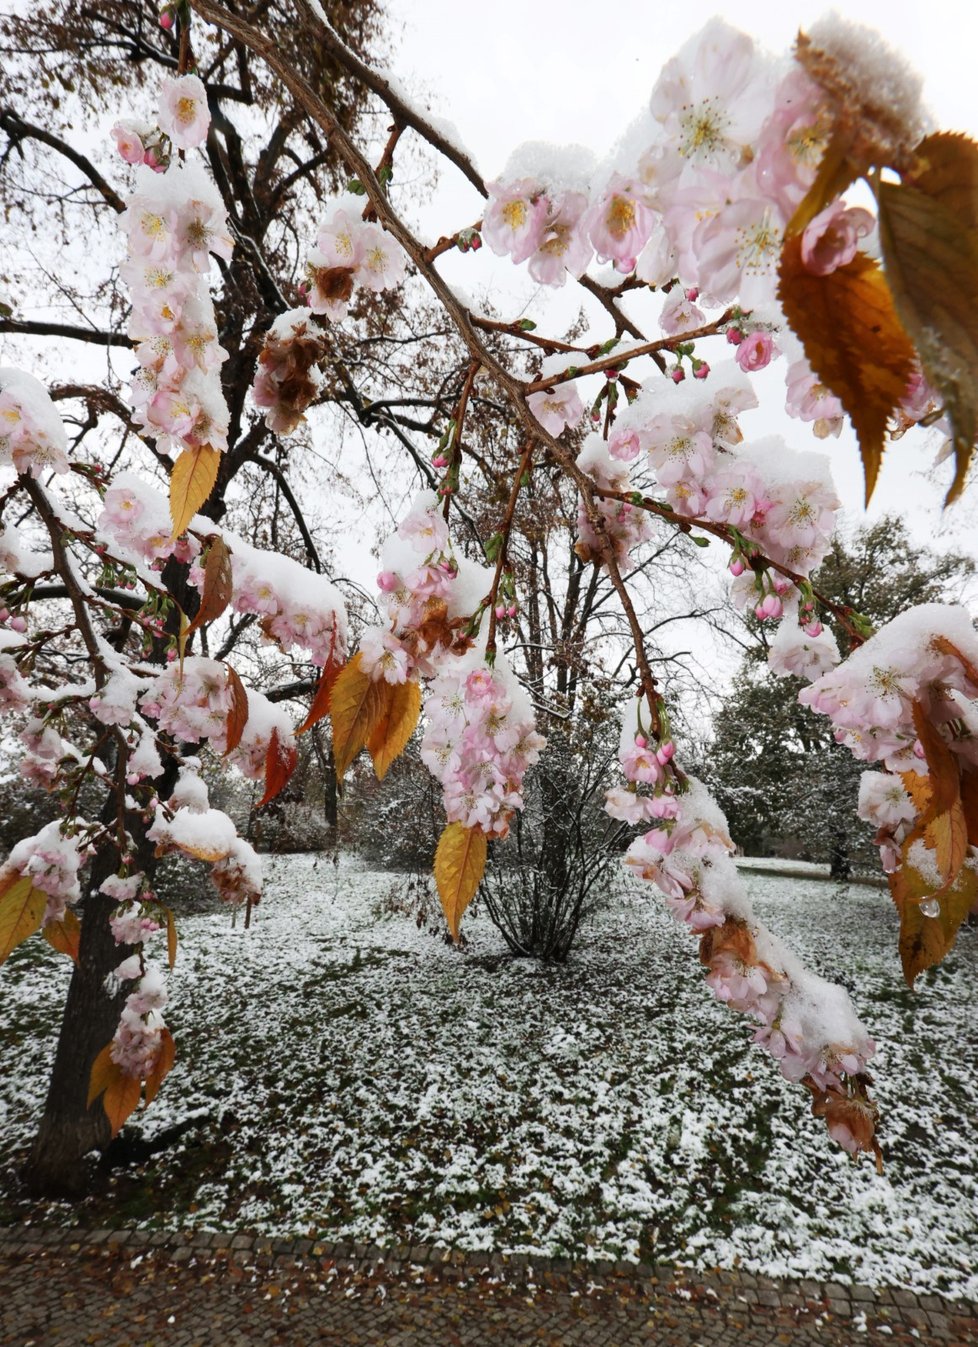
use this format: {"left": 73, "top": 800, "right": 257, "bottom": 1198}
{"left": 634, "top": 734, "right": 647, "bottom": 749}
{"left": 377, "top": 571, "right": 399, "bottom": 592}
{"left": 726, "top": 327, "right": 745, "bottom": 345}
{"left": 729, "top": 558, "right": 745, "bottom": 577}
{"left": 605, "top": 369, "right": 619, "bottom": 381}
{"left": 9, "top": 615, "right": 27, "bottom": 633}
{"left": 670, "top": 367, "right": 685, "bottom": 384}
{"left": 656, "top": 741, "right": 675, "bottom": 765}
{"left": 804, "top": 620, "right": 823, "bottom": 638}
{"left": 470, "top": 235, "right": 482, "bottom": 251}
{"left": 685, "top": 287, "right": 699, "bottom": 302}
{"left": 160, "top": 10, "right": 174, "bottom": 28}
{"left": 432, "top": 454, "right": 449, "bottom": 468}
{"left": 166, "top": 648, "right": 177, "bottom": 662}
{"left": 506, "top": 605, "right": 517, "bottom": 618}
{"left": 495, "top": 604, "right": 506, "bottom": 620}
{"left": 693, "top": 362, "right": 710, "bottom": 380}
{"left": 757, "top": 594, "right": 783, "bottom": 620}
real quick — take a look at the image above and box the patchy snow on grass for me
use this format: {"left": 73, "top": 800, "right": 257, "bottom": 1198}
{"left": 1, "top": 855, "right": 975, "bottom": 1298}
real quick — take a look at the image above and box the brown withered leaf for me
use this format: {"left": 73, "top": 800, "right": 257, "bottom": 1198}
{"left": 170, "top": 444, "right": 220, "bottom": 537}
{"left": 878, "top": 174, "right": 978, "bottom": 503}
{"left": 310, "top": 265, "right": 355, "bottom": 305}
{"left": 258, "top": 727, "right": 298, "bottom": 808}
{"left": 42, "top": 908, "right": 81, "bottom": 965}
{"left": 960, "top": 769, "right": 978, "bottom": 848}
{"left": 186, "top": 536, "right": 233, "bottom": 637}
{"left": 906, "top": 132, "right": 978, "bottom": 236}
{"left": 143, "top": 1028, "right": 176, "bottom": 1107}
{"left": 778, "top": 233, "right": 916, "bottom": 503}
{"left": 434, "top": 822, "right": 488, "bottom": 943}
{"left": 330, "top": 653, "right": 393, "bottom": 780}
{"left": 0, "top": 873, "right": 46, "bottom": 965}
{"left": 889, "top": 839, "right": 977, "bottom": 985}
{"left": 698, "top": 918, "right": 757, "bottom": 969}
{"left": 223, "top": 663, "right": 249, "bottom": 755}
{"left": 368, "top": 679, "right": 421, "bottom": 781}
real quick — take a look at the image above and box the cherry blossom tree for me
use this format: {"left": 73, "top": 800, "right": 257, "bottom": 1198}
{"left": 2, "top": 0, "right": 978, "bottom": 1194}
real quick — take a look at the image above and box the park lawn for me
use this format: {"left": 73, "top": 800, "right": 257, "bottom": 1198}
{"left": 0, "top": 853, "right": 975, "bottom": 1298}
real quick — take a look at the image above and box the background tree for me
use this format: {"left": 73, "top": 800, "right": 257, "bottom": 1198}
{"left": 705, "top": 517, "right": 975, "bottom": 877}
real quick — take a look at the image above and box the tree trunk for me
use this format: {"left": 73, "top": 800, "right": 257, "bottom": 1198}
{"left": 24, "top": 758, "right": 177, "bottom": 1197}
{"left": 22, "top": 847, "right": 129, "bottom": 1196}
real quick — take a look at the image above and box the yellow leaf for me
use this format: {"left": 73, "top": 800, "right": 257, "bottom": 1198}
{"left": 186, "top": 536, "right": 233, "bottom": 636}
{"left": 434, "top": 822, "right": 487, "bottom": 943}
{"left": 329, "top": 652, "right": 394, "bottom": 780}
{"left": 785, "top": 126, "right": 861, "bottom": 238}
{"left": 878, "top": 172, "right": 978, "bottom": 503}
{"left": 889, "top": 844, "right": 978, "bottom": 986}
{"left": 42, "top": 908, "right": 81, "bottom": 965}
{"left": 0, "top": 873, "right": 46, "bottom": 965}
{"left": 170, "top": 444, "right": 220, "bottom": 537}
{"left": 778, "top": 233, "right": 916, "bottom": 503}
{"left": 368, "top": 679, "right": 421, "bottom": 781}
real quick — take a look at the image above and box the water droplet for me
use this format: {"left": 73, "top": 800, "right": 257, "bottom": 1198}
{"left": 920, "top": 897, "right": 941, "bottom": 919}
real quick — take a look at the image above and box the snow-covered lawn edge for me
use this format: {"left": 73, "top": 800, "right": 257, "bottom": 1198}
{"left": 1, "top": 855, "right": 975, "bottom": 1298}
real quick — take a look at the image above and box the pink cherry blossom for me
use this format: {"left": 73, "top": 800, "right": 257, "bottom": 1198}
{"left": 158, "top": 74, "right": 210, "bottom": 150}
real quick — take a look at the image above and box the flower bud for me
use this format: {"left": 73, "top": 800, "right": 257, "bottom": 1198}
{"left": 729, "top": 558, "right": 745, "bottom": 577}
{"left": 670, "top": 366, "right": 685, "bottom": 384}
{"left": 693, "top": 362, "right": 710, "bottom": 380}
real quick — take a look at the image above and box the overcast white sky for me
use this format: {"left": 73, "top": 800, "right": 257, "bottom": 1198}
{"left": 375, "top": 1, "right": 978, "bottom": 548}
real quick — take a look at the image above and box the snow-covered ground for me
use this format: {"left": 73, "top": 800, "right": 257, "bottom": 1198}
{"left": 1, "top": 855, "right": 975, "bottom": 1298}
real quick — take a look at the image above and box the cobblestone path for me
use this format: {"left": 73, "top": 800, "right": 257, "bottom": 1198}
{"left": 1, "top": 1229, "right": 975, "bottom": 1346}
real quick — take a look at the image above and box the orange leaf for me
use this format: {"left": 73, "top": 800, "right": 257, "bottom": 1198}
{"left": 889, "top": 840, "right": 978, "bottom": 985}
{"left": 42, "top": 908, "right": 81, "bottom": 965}
{"left": 169, "top": 444, "right": 220, "bottom": 537}
{"left": 329, "top": 652, "right": 394, "bottom": 780}
{"left": 143, "top": 1028, "right": 176, "bottom": 1107}
{"left": 877, "top": 170, "right": 978, "bottom": 503}
{"left": 910, "top": 701, "right": 961, "bottom": 822}
{"left": 296, "top": 652, "right": 343, "bottom": 736}
{"left": 186, "top": 536, "right": 233, "bottom": 637}
{"left": 224, "top": 663, "right": 250, "bottom": 755}
{"left": 101, "top": 1067, "right": 143, "bottom": 1138}
{"left": 778, "top": 233, "right": 916, "bottom": 503}
{"left": 0, "top": 873, "right": 46, "bottom": 965}
{"left": 87, "top": 1042, "right": 117, "bottom": 1109}
{"left": 164, "top": 906, "right": 178, "bottom": 971}
{"left": 258, "top": 727, "right": 298, "bottom": 807}
{"left": 368, "top": 679, "right": 421, "bottom": 781}
{"left": 434, "top": 822, "right": 488, "bottom": 943}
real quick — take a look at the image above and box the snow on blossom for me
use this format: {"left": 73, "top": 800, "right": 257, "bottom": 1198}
{"left": 0, "top": 821, "right": 86, "bottom": 925}
{"left": 801, "top": 604, "right": 978, "bottom": 765}
{"left": 767, "top": 620, "right": 840, "bottom": 682}
{"left": 0, "top": 368, "right": 70, "bottom": 477}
